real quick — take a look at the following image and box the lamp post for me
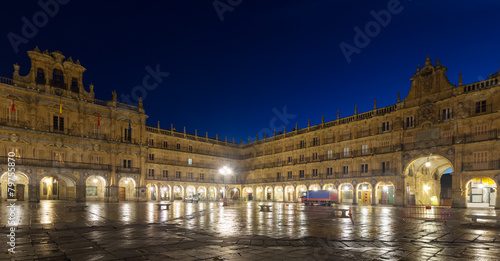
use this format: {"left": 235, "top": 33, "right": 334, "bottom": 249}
{"left": 219, "top": 166, "right": 232, "bottom": 206}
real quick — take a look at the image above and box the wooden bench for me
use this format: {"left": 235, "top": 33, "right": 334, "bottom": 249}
{"left": 465, "top": 215, "right": 500, "bottom": 222}
{"left": 331, "top": 208, "right": 350, "bottom": 218}
{"left": 156, "top": 203, "right": 171, "bottom": 210}
{"left": 259, "top": 204, "right": 272, "bottom": 211}
{"left": 64, "top": 205, "right": 88, "bottom": 212}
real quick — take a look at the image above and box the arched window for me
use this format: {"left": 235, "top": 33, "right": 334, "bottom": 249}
{"left": 70, "top": 77, "right": 79, "bottom": 93}
{"left": 52, "top": 69, "right": 64, "bottom": 88}
{"left": 36, "top": 68, "right": 46, "bottom": 84}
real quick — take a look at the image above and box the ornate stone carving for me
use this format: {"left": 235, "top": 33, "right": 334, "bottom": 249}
{"left": 403, "top": 154, "right": 411, "bottom": 160}
{"left": 447, "top": 148, "right": 454, "bottom": 155}
{"left": 334, "top": 181, "right": 340, "bottom": 186}
{"left": 352, "top": 180, "right": 357, "bottom": 185}
{"left": 10, "top": 134, "right": 18, "bottom": 142}
{"left": 371, "top": 179, "right": 377, "bottom": 185}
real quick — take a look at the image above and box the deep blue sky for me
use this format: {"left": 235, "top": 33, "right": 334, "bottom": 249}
{"left": 1, "top": 0, "right": 499, "bottom": 143}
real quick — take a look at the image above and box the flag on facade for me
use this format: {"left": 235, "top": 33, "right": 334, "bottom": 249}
{"left": 59, "top": 99, "right": 62, "bottom": 115}
{"left": 10, "top": 95, "right": 15, "bottom": 112}
{"left": 98, "top": 113, "right": 101, "bottom": 127}
{"left": 128, "top": 119, "right": 132, "bottom": 131}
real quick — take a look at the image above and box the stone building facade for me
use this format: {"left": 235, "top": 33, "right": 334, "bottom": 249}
{"left": 0, "top": 49, "right": 499, "bottom": 208}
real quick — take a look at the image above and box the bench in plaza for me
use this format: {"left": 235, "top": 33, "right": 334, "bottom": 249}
{"left": 259, "top": 204, "right": 272, "bottom": 211}
{"left": 331, "top": 208, "right": 350, "bottom": 218}
{"left": 465, "top": 215, "right": 500, "bottom": 222}
{"left": 156, "top": 203, "right": 171, "bottom": 210}
{"left": 64, "top": 205, "right": 88, "bottom": 212}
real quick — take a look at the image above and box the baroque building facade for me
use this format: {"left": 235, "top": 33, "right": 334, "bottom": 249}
{"left": 0, "top": 48, "right": 499, "bottom": 208}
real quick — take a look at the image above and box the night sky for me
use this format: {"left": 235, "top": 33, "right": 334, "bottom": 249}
{"left": 1, "top": 0, "right": 499, "bottom": 143}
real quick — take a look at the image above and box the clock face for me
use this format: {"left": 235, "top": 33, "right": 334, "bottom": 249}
{"left": 54, "top": 89, "right": 63, "bottom": 96}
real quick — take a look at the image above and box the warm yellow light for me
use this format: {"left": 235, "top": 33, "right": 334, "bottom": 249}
{"left": 424, "top": 185, "right": 430, "bottom": 191}
{"left": 383, "top": 185, "right": 388, "bottom": 191}
{"left": 425, "top": 161, "right": 431, "bottom": 167}
{"left": 124, "top": 179, "right": 129, "bottom": 184}
{"left": 478, "top": 183, "right": 485, "bottom": 188}
{"left": 93, "top": 178, "right": 97, "bottom": 183}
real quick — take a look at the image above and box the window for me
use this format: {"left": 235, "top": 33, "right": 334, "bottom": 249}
{"left": 148, "top": 169, "right": 155, "bottom": 178}
{"left": 200, "top": 173, "right": 205, "bottom": 180}
{"left": 53, "top": 152, "right": 64, "bottom": 163}
{"left": 326, "top": 167, "right": 333, "bottom": 176}
{"left": 361, "top": 145, "right": 368, "bottom": 155}
{"left": 312, "top": 137, "right": 319, "bottom": 146}
{"left": 91, "top": 156, "right": 102, "bottom": 165}
{"left": 288, "top": 156, "right": 292, "bottom": 163}
{"left": 53, "top": 116, "right": 64, "bottom": 131}
{"left": 382, "top": 121, "right": 390, "bottom": 132}
{"left": 299, "top": 170, "right": 305, "bottom": 178}
{"left": 361, "top": 164, "right": 368, "bottom": 173}
{"left": 343, "top": 166, "right": 349, "bottom": 175}
{"left": 123, "top": 159, "right": 131, "bottom": 168}
{"left": 300, "top": 140, "right": 305, "bottom": 148}
{"left": 6, "top": 107, "right": 19, "bottom": 124}
{"left": 406, "top": 116, "right": 414, "bottom": 128}
{"left": 36, "top": 68, "right": 45, "bottom": 84}
{"left": 343, "top": 147, "right": 350, "bottom": 157}
{"left": 188, "top": 145, "right": 193, "bottom": 152}
{"left": 382, "top": 162, "right": 390, "bottom": 173}
{"left": 300, "top": 155, "right": 305, "bottom": 162}
{"left": 148, "top": 154, "right": 154, "bottom": 160}
{"left": 163, "top": 141, "right": 168, "bottom": 148}
{"left": 312, "top": 169, "right": 318, "bottom": 177}
{"left": 176, "top": 143, "right": 181, "bottom": 150}
{"left": 312, "top": 152, "right": 318, "bottom": 160}
{"left": 276, "top": 172, "right": 281, "bottom": 179}
{"left": 175, "top": 171, "right": 181, "bottom": 179}
{"left": 327, "top": 150, "right": 333, "bottom": 159}
{"left": 188, "top": 172, "right": 193, "bottom": 179}
{"left": 442, "top": 108, "right": 451, "bottom": 121}
{"left": 287, "top": 171, "right": 292, "bottom": 179}
{"left": 473, "top": 125, "right": 487, "bottom": 137}
{"left": 188, "top": 158, "right": 192, "bottom": 165}
{"left": 71, "top": 78, "right": 79, "bottom": 93}
{"left": 149, "top": 139, "right": 154, "bottom": 146}
{"left": 124, "top": 128, "right": 132, "bottom": 141}
{"left": 162, "top": 170, "right": 168, "bottom": 178}
{"left": 473, "top": 151, "right": 488, "bottom": 168}
{"left": 86, "top": 186, "right": 97, "bottom": 196}
{"left": 9, "top": 148, "right": 21, "bottom": 158}
{"left": 475, "top": 101, "right": 486, "bottom": 113}
{"left": 277, "top": 158, "right": 281, "bottom": 164}
{"left": 210, "top": 174, "right": 215, "bottom": 181}
{"left": 52, "top": 68, "right": 64, "bottom": 88}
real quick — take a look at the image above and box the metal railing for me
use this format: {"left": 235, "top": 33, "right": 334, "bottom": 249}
{"left": 0, "top": 156, "right": 111, "bottom": 171}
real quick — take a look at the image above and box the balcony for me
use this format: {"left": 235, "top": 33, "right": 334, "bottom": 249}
{"left": 465, "top": 129, "right": 497, "bottom": 143}
{"left": 0, "top": 156, "right": 111, "bottom": 171}
{"left": 462, "top": 160, "right": 500, "bottom": 171}
{"left": 116, "top": 166, "right": 140, "bottom": 174}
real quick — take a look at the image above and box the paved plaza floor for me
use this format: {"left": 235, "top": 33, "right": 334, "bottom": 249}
{"left": 1, "top": 200, "right": 499, "bottom": 260}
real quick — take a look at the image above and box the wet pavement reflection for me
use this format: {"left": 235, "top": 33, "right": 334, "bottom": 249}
{"left": 1, "top": 200, "right": 499, "bottom": 260}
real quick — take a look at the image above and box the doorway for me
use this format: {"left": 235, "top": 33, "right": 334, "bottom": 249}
{"left": 119, "top": 187, "right": 126, "bottom": 201}
{"left": 362, "top": 191, "right": 370, "bottom": 203}
{"left": 16, "top": 184, "right": 25, "bottom": 201}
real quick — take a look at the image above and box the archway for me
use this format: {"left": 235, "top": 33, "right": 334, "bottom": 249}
{"left": 173, "top": 185, "right": 184, "bottom": 200}
{"left": 339, "top": 184, "right": 353, "bottom": 203}
{"left": 309, "top": 184, "right": 321, "bottom": 191}
{"left": 208, "top": 186, "right": 217, "bottom": 200}
{"left": 404, "top": 155, "right": 453, "bottom": 205}
{"left": 118, "top": 177, "right": 136, "bottom": 201}
{"left": 186, "top": 185, "right": 196, "bottom": 198}
{"left": 323, "top": 183, "right": 335, "bottom": 191}
{"left": 256, "top": 187, "right": 263, "bottom": 201}
{"left": 296, "top": 185, "right": 307, "bottom": 201}
{"left": 356, "top": 183, "right": 372, "bottom": 204}
{"left": 197, "top": 186, "right": 207, "bottom": 200}
{"left": 375, "top": 181, "right": 395, "bottom": 205}
{"left": 40, "top": 174, "right": 77, "bottom": 200}
{"left": 465, "top": 177, "right": 496, "bottom": 208}
{"left": 242, "top": 187, "right": 253, "bottom": 200}
{"left": 274, "top": 186, "right": 284, "bottom": 202}
{"left": 265, "top": 186, "right": 273, "bottom": 201}
{"left": 285, "top": 185, "right": 295, "bottom": 202}
{"left": 0, "top": 172, "right": 30, "bottom": 201}
{"left": 440, "top": 168, "right": 453, "bottom": 206}
{"left": 146, "top": 184, "right": 157, "bottom": 201}
{"left": 160, "top": 185, "right": 170, "bottom": 200}
{"left": 85, "top": 175, "right": 106, "bottom": 201}
{"left": 230, "top": 187, "right": 240, "bottom": 200}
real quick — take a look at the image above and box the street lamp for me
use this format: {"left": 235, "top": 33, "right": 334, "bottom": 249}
{"left": 219, "top": 166, "right": 233, "bottom": 206}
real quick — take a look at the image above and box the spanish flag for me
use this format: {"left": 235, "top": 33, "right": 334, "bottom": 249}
{"left": 59, "top": 99, "right": 62, "bottom": 115}
{"left": 98, "top": 113, "right": 101, "bottom": 127}
{"left": 10, "top": 95, "right": 15, "bottom": 112}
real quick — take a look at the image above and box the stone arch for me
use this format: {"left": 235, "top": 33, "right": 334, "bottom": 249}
{"left": 38, "top": 172, "right": 78, "bottom": 201}
{"left": 118, "top": 177, "right": 137, "bottom": 201}
{"left": 356, "top": 182, "right": 373, "bottom": 204}
{"left": 208, "top": 186, "right": 217, "bottom": 200}
{"left": 339, "top": 183, "right": 353, "bottom": 204}
{"left": 296, "top": 184, "right": 307, "bottom": 200}
{"left": 173, "top": 184, "right": 184, "bottom": 200}
{"left": 185, "top": 185, "right": 196, "bottom": 198}
{"left": 255, "top": 186, "right": 264, "bottom": 201}
{"left": 274, "top": 186, "right": 284, "bottom": 202}
{"left": 322, "top": 183, "right": 336, "bottom": 191}
{"left": 0, "top": 171, "right": 30, "bottom": 201}
{"left": 464, "top": 177, "right": 497, "bottom": 208}
{"left": 160, "top": 184, "right": 171, "bottom": 201}
{"left": 85, "top": 175, "right": 107, "bottom": 201}
{"left": 229, "top": 187, "right": 240, "bottom": 200}
{"left": 404, "top": 154, "right": 454, "bottom": 206}
{"left": 264, "top": 186, "right": 273, "bottom": 201}
{"left": 309, "top": 184, "right": 321, "bottom": 191}
{"left": 197, "top": 186, "right": 207, "bottom": 200}
{"left": 146, "top": 183, "right": 158, "bottom": 201}
{"left": 242, "top": 187, "right": 254, "bottom": 200}
{"left": 284, "top": 185, "right": 295, "bottom": 202}
{"left": 375, "top": 181, "right": 395, "bottom": 205}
